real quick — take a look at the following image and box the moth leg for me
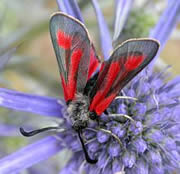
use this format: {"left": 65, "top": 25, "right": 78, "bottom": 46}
{"left": 97, "top": 128, "right": 123, "bottom": 147}
{"left": 96, "top": 116, "right": 100, "bottom": 127}
{"left": 89, "top": 111, "right": 98, "bottom": 120}
{"left": 85, "top": 127, "right": 123, "bottom": 148}
{"left": 115, "top": 96, "right": 138, "bottom": 101}
{"left": 109, "top": 113, "right": 135, "bottom": 123}
{"left": 104, "top": 110, "right": 109, "bottom": 115}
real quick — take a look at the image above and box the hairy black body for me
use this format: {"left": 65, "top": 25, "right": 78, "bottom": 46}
{"left": 83, "top": 73, "right": 98, "bottom": 97}
{"left": 66, "top": 73, "right": 99, "bottom": 131}
{"left": 67, "top": 94, "right": 90, "bottom": 130}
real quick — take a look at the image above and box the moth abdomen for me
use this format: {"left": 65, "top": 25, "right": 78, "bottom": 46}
{"left": 67, "top": 93, "right": 90, "bottom": 131}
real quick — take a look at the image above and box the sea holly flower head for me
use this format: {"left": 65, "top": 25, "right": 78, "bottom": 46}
{"left": 0, "top": 1, "right": 180, "bottom": 174}
{"left": 57, "top": 69, "right": 180, "bottom": 174}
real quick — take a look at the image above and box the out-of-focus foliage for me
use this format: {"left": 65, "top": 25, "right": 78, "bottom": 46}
{"left": 118, "top": 10, "right": 157, "bottom": 42}
{"left": 0, "top": 0, "right": 179, "bottom": 173}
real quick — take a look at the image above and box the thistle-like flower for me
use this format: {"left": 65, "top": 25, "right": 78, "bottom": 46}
{"left": 0, "top": 1, "right": 179, "bottom": 174}
{"left": 59, "top": 68, "right": 180, "bottom": 174}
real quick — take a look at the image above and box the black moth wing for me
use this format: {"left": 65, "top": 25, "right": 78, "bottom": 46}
{"left": 49, "top": 12, "right": 99, "bottom": 102}
{"left": 89, "top": 38, "right": 160, "bottom": 115}
{"left": 107, "top": 38, "right": 160, "bottom": 93}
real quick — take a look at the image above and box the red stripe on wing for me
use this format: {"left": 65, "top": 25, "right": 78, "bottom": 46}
{"left": 88, "top": 47, "right": 99, "bottom": 79}
{"left": 57, "top": 30, "right": 72, "bottom": 49}
{"left": 95, "top": 94, "right": 116, "bottom": 115}
{"left": 67, "top": 49, "right": 82, "bottom": 100}
{"left": 125, "top": 54, "right": 144, "bottom": 71}
{"left": 60, "top": 74, "right": 68, "bottom": 101}
{"left": 111, "top": 54, "right": 145, "bottom": 93}
{"left": 89, "top": 62, "right": 121, "bottom": 112}
{"left": 90, "top": 54, "right": 145, "bottom": 115}
{"left": 60, "top": 49, "right": 83, "bottom": 101}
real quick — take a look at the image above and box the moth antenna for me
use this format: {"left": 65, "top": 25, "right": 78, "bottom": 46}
{"left": 117, "top": 165, "right": 125, "bottom": 174}
{"left": 109, "top": 114, "right": 135, "bottom": 123}
{"left": 20, "top": 126, "right": 59, "bottom": 137}
{"left": 117, "top": 90, "right": 138, "bottom": 101}
{"left": 86, "top": 127, "right": 123, "bottom": 148}
{"left": 97, "top": 128, "right": 123, "bottom": 147}
{"left": 152, "top": 93, "right": 159, "bottom": 109}
{"left": 115, "top": 96, "right": 138, "bottom": 101}
{"left": 78, "top": 160, "right": 86, "bottom": 174}
{"left": 77, "top": 130, "right": 98, "bottom": 164}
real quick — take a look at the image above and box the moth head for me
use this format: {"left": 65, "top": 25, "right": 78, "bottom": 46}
{"left": 72, "top": 119, "right": 88, "bottom": 131}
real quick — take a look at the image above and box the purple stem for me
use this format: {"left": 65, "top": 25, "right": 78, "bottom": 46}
{"left": 149, "top": 0, "right": 180, "bottom": 65}
{"left": 56, "top": 0, "right": 68, "bottom": 14}
{"left": 0, "top": 47, "right": 16, "bottom": 71}
{"left": 0, "top": 136, "right": 63, "bottom": 174}
{"left": 56, "top": 0, "right": 74, "bottom": 16}
{"left": 113, "top": 0, "right": 134, "bottom": 44}
{"left": 91, "top": 0, "right": 112, "bottom": 60}
{"left": 0, "top": 88, "right": 65, "bottom": 118}
{"left": 56, "top": 0, "right": 84, "bottom": 23}
{"left": 0, "top": 124, "right": 19, "bottom": 136}
{"left": 68, "top": 0, "right": 84, "bottom": 22}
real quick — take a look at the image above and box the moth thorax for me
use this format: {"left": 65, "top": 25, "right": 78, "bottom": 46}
{"left": 67, "top": 93, "right": 90, "bottom": 131}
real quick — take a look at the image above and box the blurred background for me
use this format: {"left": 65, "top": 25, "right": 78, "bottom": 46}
{"left": 0, "top": 0, "right": 179, "bottom": 173}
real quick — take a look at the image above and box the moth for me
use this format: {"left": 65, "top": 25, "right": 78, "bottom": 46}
{"left": 20, "top": 12, "right": 159, "bottom": 164}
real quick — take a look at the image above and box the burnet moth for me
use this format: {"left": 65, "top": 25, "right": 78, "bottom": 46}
{"left": 20, "top": 12, "right": 160, "bottom": 164}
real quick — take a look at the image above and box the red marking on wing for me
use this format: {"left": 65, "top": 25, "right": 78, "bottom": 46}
{"left": 99, "top": 62, "right": 105, "bottom": 72}
{"left": 60, "top": 49, "right": 82, "bottom": 101}
{"left": 89, "top": 62, "right": 120, "bottom": 112}
{"left": 57, "top": 30, "right": 72, "bottom": 49}
{"left": 60, "top": 75, "right": 68, "bottom": 101}
{"left": 95, "top": 94, "right": 116, "bottom": 115}
{"left": 89, "top": 92, "right": 101, "bottom": 111}
{"left": 125, "top": 54, "right": 144, "bottom": 71}
{"left": 67, "top": 49, "right": 82, "bottom": 100}
{"left": 88, "top": 47, "right": 99, "bottom": 79}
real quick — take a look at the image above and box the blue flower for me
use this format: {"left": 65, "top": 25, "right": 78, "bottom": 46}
{"left": 0, "top": 0, "right": 180, "bottom": 173}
